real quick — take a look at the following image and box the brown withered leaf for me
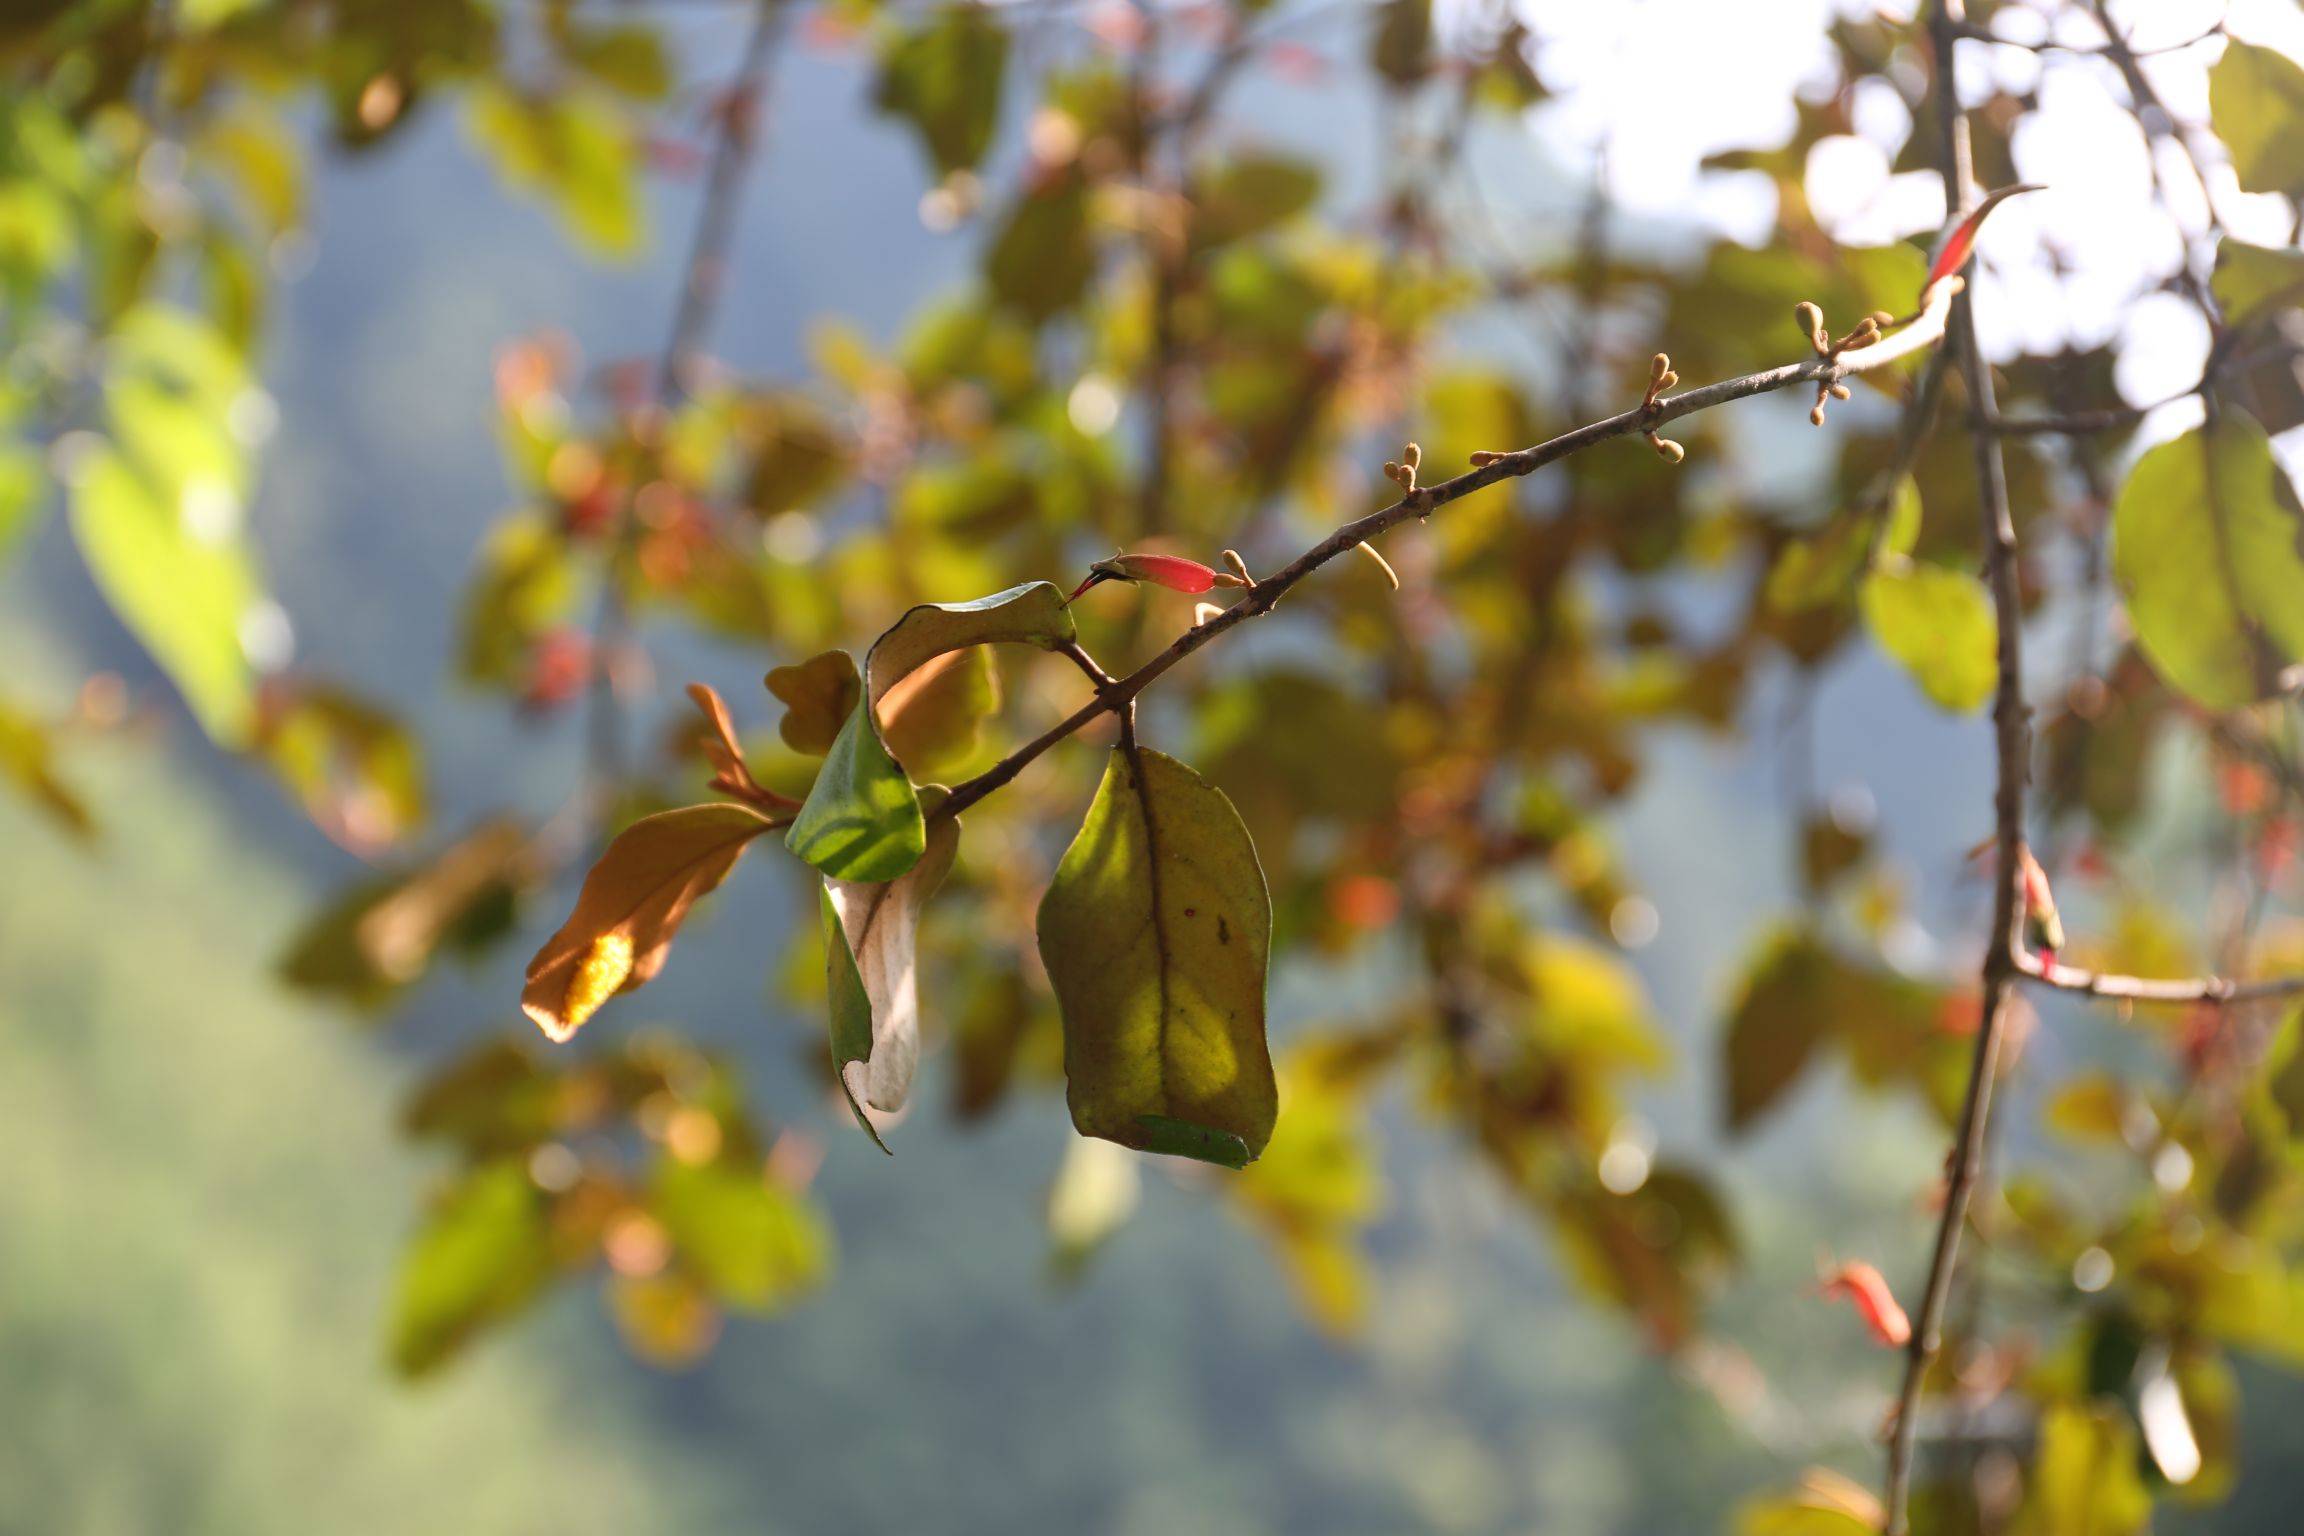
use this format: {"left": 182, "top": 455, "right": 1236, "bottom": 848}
{"left": 764, "top": 650, "right": 861, "bottom": 756}
{"left": 522, "top": 803, "right": 775, "bottom": 1042}
{"left": 685, "top": 682, "right": 799, "bottom": 814}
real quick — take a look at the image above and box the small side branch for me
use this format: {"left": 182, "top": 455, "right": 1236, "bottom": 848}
{"left": 2017, "top": 956, "right": 2304, "bottom": 1005}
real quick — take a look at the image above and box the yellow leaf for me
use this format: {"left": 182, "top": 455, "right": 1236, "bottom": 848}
{"left": 1038, "top": 745, "right": 1275, "bottom": 1165}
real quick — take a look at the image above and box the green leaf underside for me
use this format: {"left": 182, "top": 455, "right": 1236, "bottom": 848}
{"left": 2112, "top": 413, "right": 2304, "bottom": 710}
{"left": 823, "top": 796, "right": 960, "bottom": 1150}
{"left": 2213, "top": 239, "right": 2304, "bottom": 328}
{"left": 2210, "top": 41, "right": 2304, "bottom": 196}
{"left": 1038, "top": 745, "right": 1276, "bottom": 1166}
{"left": 1859, "top": 559, "right": 1997, "bottom": 713}
{"left": 786, "top": 580, "right": 1073, "bottom": 881}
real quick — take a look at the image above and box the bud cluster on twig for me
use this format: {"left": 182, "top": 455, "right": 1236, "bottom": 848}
{"left": 1641, "top": 353, "right": 1684, "bottom": 463}
{"left": 1792, "top": 300, "right": 1889, "bottom": 425}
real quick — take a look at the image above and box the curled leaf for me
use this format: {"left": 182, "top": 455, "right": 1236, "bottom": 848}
{"left": 786, "top": 581, "right": 1074, "bottom": 882}
{"left": 1037, "top": 745, "right": 1276, "bottom": 1165}
{"left": 686, "top": 681, "right": 799, "bottom": 813}
{"left": 877, "top": 646, "right": 997, "bottom": 775}
{"left": 764, "top": 650, "right": 862, "bottom": 757}
{"left": 522, "top": 803, "right": 774, "bottom": 1041}
{"left": 823, "top": 794, "right": 961, "bottom": 1147}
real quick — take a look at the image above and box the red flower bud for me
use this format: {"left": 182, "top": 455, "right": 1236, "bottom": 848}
{"left": 2017, "top": 844, "right": 2064, "bottom": 964}
{"left": 1068, "top": 552, "right": 1237, "bottom": 601}
{"left": 1926, "top": 184, "right": 2044, "bottom": 292}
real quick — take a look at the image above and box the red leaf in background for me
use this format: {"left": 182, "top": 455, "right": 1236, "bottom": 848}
{"left": 1820, "top": 1261, "right": 1912, "bottom": 1347}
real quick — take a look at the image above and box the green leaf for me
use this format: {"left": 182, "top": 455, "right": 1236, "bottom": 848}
{"left": 459, "top": 515, "right": 575, "bottom": 685}
{"left": 389, "top": 1160, "right": 556, "bottom": 1378}
{"left": 69, "top": 442, "right": 265, "bottom": 743}
{"left": 1767, "top": 476, "right": 1920, "bottom": 614}
{"left": 1860, "top": 557, "right": 1997, "bottom": 712}
{"left": 2212, "top": 238, "right": 2304, "bottom": 328}
{"left": 2210, "top": 41, "right": 2304, "bottom": 195}
{"left": 652, "top": 1157, "right": 828, "bottom": 1310}
{"left": 984, "top": 171, "right": 1094, "bottom": 322}
{"left": 65, "top": 307, "right": 271, "bottom": 744}
{"left": 1192, "top": 155, "right": 1322, "bottom": 250}
{"left": 1234, "top": 1049, "right": 1385, "bottom": 1334}
{"left": 1038, "top": 745, "right": 1276, "bottom": 1165}
{"left": 465, "top": 84, "right": 642, "bottom": 259}
{"left": 2259, "top": 1004, "right": 2304, "bottom": 1141}
{"left": 786, "top": 581, "right": 1073, "bottom": 881}
{"left": 823, "top": 796, "right": 961, "bottom": 1145}
{"left": 0, "top": 441, "right": 42, "bottom": 564}
{"left": 2020, "top": 1404, "right": 2153, "bottom": 1535}
{"left": 2112, "top": 413, "right": 2304, "bottom": 710}
{"left": 1722, "top": 930, "right": 1834, "bottom": 1133}
{"left": 872, "top": 4, "right": 1009, "bottom": 178}
{"left": 1735, "top": 1494, "right": 1877, "bottom": 1536}
{"left": 1370, "top": 0, "right": 1431, "bottom": 86}
{"left": 1723, "top": 928, "right": 1958, "bottom": 1131}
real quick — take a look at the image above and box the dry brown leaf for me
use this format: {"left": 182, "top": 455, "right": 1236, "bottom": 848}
{"left": 522, "top": 802, "right": 776, "bottom": 1041}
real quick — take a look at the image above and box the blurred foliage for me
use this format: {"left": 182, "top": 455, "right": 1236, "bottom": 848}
{"left": 12, "top": 1, "right": 2304, "bottom": 1531}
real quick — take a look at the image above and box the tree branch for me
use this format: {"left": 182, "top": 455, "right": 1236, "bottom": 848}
{"left": 2017, "top": 955, "right": 2304, "bottom": 1005}
{"left": 1884, "top": 5, "right": 2030, "bottom": 1529}
{"left": 931, "top": 282, "right": 1961, "bottom": 823}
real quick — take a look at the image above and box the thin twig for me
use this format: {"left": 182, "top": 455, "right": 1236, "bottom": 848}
{"left": 1949, "top": 16, "right": 2223, "bottom": 58}
{"left": 1883, "top": 6, "right": 2030, "bottom": 1529}
{"left": 930, "top": 282, "right": 1960, "bottom": 824}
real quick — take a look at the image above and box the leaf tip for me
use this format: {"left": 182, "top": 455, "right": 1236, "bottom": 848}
{"left": 531, "top": 930, "right": 634, "bottom": 1042}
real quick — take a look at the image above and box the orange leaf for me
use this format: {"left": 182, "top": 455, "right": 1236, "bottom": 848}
{"left": 522, "top": 803, "right": 776, "bottom": 1041}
